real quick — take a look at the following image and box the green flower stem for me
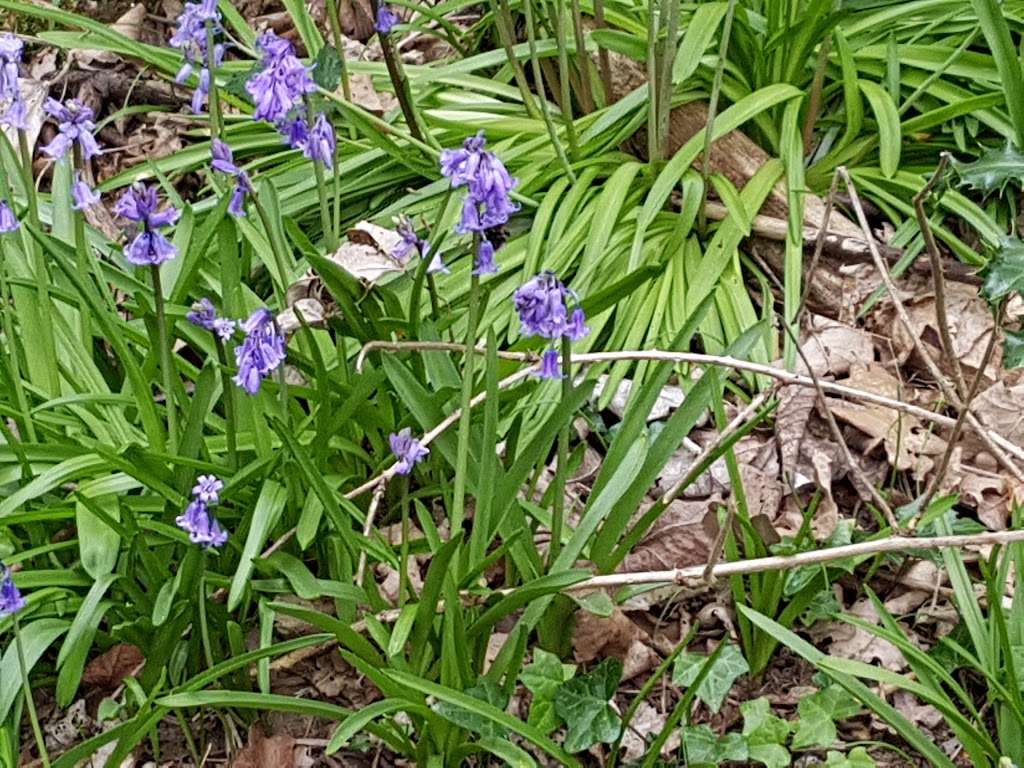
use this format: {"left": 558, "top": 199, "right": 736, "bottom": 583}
{"left": 71, "top": 147, "right": 93, "bottom": 346}
{"left": 214, "top": 338, "right": 238, "bottom": 469}
{"left": 252, "top": 196, "right": 292, "bottom": 305}
{"left": 451, "top": 264, "right": 481, "bottom": 534}
{"left": 376, "top": 19, "right": 435, "bottom": 148}
{"left": 14, "top": 615, "right": 50, "bottom": 768}
{"left": 16, "top": 130, "right": 37, "bottom": 226}
{"left": 324, "top": 0, "right": 357, "bottom": 141}
{"left": 0, "top": 240, "right": 34, "bottom": 443}
{"left": 150, "top": 264, "right": 178, "bottom": 454}
{"left": 492, "top": 0, "right": 543, "bottom": 121}
{"left": 197, "top": 561, "right": 215, "bottom": 669}
{"left": 205, "top": 23, "right": 223, "bottom": 140}
{"left": 523, "top": 0, "right": 576, "bottom": 181}
{"left": 552, "top": 0, "right": 579, "bottom": 157}
{"left": 570, "top": 0, "right": 595, "bottom": 112}
{"left": 312, "top": 159, "right": 337, "bottom": 252}
{"left": 549, "top": 336, "right": 572, "bottom": 565}
{"left": 697, "top": 0, "right": 737, "bottom": 234}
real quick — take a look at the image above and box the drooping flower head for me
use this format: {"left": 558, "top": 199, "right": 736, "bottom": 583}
{"left": 0, "top": 565, "right": 25, "bottom": 617}
{"left": 0, "top": 33, "right": 25, "bottom": 129}
{"left": 115, "top": 183, "right": 181, "bottom": 266}
{"left": 210, "top": 140, "right": 253, "bottom": 218}
{"left": 301, "top": 112, "right": 335, "bottom": 168}
{"left": 192, "top": 474, "right": 224, "bottom": 505}
{"left": 375, "top": 5, "right": 401, "bottom": 34}
{"left": 176, "top": 500, "right": 229, "bottom": 548}
{"left": 72, "top": 173, "right": 101, "bottom": 211}
{"left": 513, "top": 271, "right": 589, "bottom": 380}
{"left": 390, "top": 428, "right": 429, "bottom": 475}
{"left": 233, "top": 308, "right": 287, "bottom": 395}
{"left": 170, "top": 0, "right": 224, "bottom": 114}
{"left": 187, "top": 297, "right": 237, "bottom": 341}
{"left": 0, "top": 200, "right": 19, "bottom": 233}
{"left": 246, "top": 31, "right": 316, "bottom": 124}
{"left": 392, "top": 216, "right": 446, "bottom": 274}
{"left": 41, "top": 98, "right": 101, "bottom": 160}
{"left": 473, "top": 237, "right": 498, "bottom": 276}
{"left": 441, "top": 131, "right": 519, "bottom": 234}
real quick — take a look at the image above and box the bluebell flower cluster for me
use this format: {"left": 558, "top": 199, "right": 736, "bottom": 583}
{"left": 440, "top": 131, "right": 518, "bottom": 274}
{"left": 72, "top": 173, "right": 101, "bottom": 211}
{"left": 233, "top": 308, "right": 286, "bottom": 395}
{"left": 393, "top": 215, "right": 446, "bottom": 273}
{"left": 0, "top": 201, "right": 19, "bottom": 233}
{"left": 187, "top": 297, "right": 237, "bottom": 341}
{"left": 0, "top": 564, "right": 25, "bottom": 617}
{"left": 170, "top": 0, "right": 225, "bottom": 114}
{"left": 390, "top": 428, "right": 429, "bottom": 475}
{"left": 176, "top": 474, "right": 228, "bottom": 549}
{"left": 0, "top": 33, "right": 26, "bottom": 129}
{"left": 513, "top": 271, "right": 589, "bottom": 379}
{"left": 41, "top": 99, "right": 101, "bottom": 160}
{"left": 114, "top": 183, "right": 181, "bottom": 266}
{"left": 211, "top": 140, "right": 253, "bottom": 217}
{"left": 375, "top": 5, "right": 401, "bottom": 34}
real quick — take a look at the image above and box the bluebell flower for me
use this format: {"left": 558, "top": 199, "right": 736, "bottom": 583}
{"left": 390, "top": 428, "right": 429, "bottom": 474}
{"left": 537, "top": 348, "right": 562, "bottom": 380}
{"left": 393, "top": 216, "right": 445, "bottom": 273}
{"left": 176, "top": 500, "right": 228, "bottom": 549}
{"left": 72, "top": 173, "right": 101, "bottom": 211}
{"left": 115, "top": 184, "right": 180, "bottom": 266}
{"left": 375, "top": 5, "right": 401, "bottom": 34}
{"left": 41, "top": 98, "right": 101, "bottom": 160}
{"left": 302, "top": 112, "right": 335, "bottom": 168}
{"left": 187, "top": 297, "right": 236, "bottom": 341}
{"left": 0, "top": 33, "right": 26, "bottom": 130}
{"left": 514, "top": 271, "right": 569, "bottom": 340}
{"left": 473, "top": 237, "right": 498, "bottom": 275}
{"left": 0, "top": 565, "right": 25, "bottom": 617}
{"left": 233, "top": 308, "right": 286, "bottom": 395}
{"left": 211, "top": 140, "right": 253, "bottom": 218}
{"left": 246, "top": 31, "right": 315, "bottom": 124}
{"left": 565, "top": 307, "right": 589, "bottom": 341}
{"left": 170, "top": 0, "right": 224, "bottom": 114}
{"left": 440, "top": 131, "right": 519, "bottom": 234}
{"left": 192, "top": 474, "right": 224, "bottom": 504}
{"left": 280, "top": 116, "right": 309, "bottom": 149}
{"left": 0, "top": 200, "right": 19, "bottom": 233}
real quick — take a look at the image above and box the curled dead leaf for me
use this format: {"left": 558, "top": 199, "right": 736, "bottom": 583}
{"left": 82, "top": 643, "right": 144, "bottom": 688}
{"left": 276, "top": 298, "right": 326, "bottom": 334}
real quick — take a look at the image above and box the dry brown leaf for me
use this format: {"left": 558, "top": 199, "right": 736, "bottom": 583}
{"left": 800, "top": 315, "right": 875, "bottom": 376}
{"left": 75, "top": 4, "right": 146, "bottom": 68}
{"left": 621, "top": 499, "right": 715, "bottom": 573}
{"left": 974, "top": 379, "right": 1024, "bottom": 450}
{"left": 231, "top": 725, "right": 296, "bottom": 768}
{"left": 619, "top": 702, "right": 676, "bottom": 762}
{"left": 812, "top": 598, "right": 908, "bottom": 671}
{"left": 593, "top": 375, "right": 687, "bottom": 421}
{"left": 347, "top": 221, "right": 403, "bottom": 253}
{"left": 892, "top": 692, "right": 943, "bottom": 730}
{"left": 884, "top": 560, "right": 941, "bottom": 614}
{"left": 276, "top": 298, "right": 326, "bottom": 334}
{"left": 348, "top": 73, "right": 399, "bottom": 114}
{"left": 82, "top": 643, "right": 144, "bottom": 688}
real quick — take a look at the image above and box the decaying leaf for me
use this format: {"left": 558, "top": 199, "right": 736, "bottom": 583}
{"left": 593, "top": 375, "right": 687, "bottom": 421}
{"left": 276, "top": 298, "right": 326, "bottom": 334}
{"left": 82, "top": 643, "right": 144, "bottom": 688}
{"left": 231, "top": 725, "right": 296, "bottom": 768}
{"left": 573, "top": 607, "right": 659, "bottom": 681}
{"left": 74, "top": 4, "right": 146, "bottom": 68}
{"left": 811, "top": 598, "right": 909, "bottom": 671}
{"left": 621, "top": 498, "right": 715, "bottom": 573}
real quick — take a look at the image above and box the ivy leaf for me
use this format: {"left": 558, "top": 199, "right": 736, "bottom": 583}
{"left": 521, "top": 649, "right": 575, "bottom": 735}
{"left": 313, "top": 45, "right": 343, "bottom": 91}
{"left": 951, "top": 143, "right": 1024, "bottom": 194}
{"left": 824, "top": 747, "right": 877, "bottom": 767}
{"left": 673, "top": 643, "right": 750, "bottom": 713}
{"left": 981, "top": 237, "right": 1024, "bottom": 301}
{"left": 683, "top": 724, "right": 749, "bottom": 766}
{"left": 433, "top": 679, "right": 509, "bottom": 738}
{"left": 1004, "top": 329, "right": 1024, "bottom": 369}
{"left": 792, "top": 689, "right": 840, "bottom": 749}
{"left": 742, "top": 697, "right": 791, "bottom": 768}
{"left": 554, "top": 658, "right": 622, "bottom": 753}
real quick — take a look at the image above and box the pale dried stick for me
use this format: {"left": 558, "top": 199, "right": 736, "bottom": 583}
{"left": 836, "top": 167, "right": 1024, "bottom": 483}
{"left": 356, "top": 481, "right": 387, "bottom": 587}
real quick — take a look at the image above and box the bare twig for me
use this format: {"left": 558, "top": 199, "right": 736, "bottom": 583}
{"left": 913, "top": 153, "right": 967, "bottom": 399}
{"left": 356, "top": 481, "right": 387, "bottom": 587}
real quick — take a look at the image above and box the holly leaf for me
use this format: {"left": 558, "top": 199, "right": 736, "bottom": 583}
{"left": 673, "top": 643, "right": 750, "bottom": 713}
{"left": 521, "top": 649, "right": 575, "bottom": 735}
{"left": 951, "top": 143, "right": 1024, "bottom": 194}
{"left": 683, "top": 725, "right": 749, "bottom": 766}
{"left": 981, "top": 237, "right": 1024, "bottom": 301}
{"left": 313, "top": 45, "right": 343, "bottom": 91}
{"left": 554, "top": 658, "right": 622, "bottom": 753}
{"left": 433, "top": 679, "right": 509, "bottom": 738}
{"left": 742, "top": 697, "right": 792, "bottom": 768}
{"left": 824, "top": 746, "right": 877, "bottom": 767}
{"left": 1004, "top": 329, "right": 1024, "bottom": 369}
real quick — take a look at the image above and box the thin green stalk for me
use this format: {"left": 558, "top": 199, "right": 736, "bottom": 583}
{"left": 697, "top": 0, "right": 737, "bottom": 234}
{"left": 492, "top": 0, "right": 543, "bottom": 120}
{"left": 656, "top": 0, "right": 680, "bottom": 160}
{"left": 324, "top": 0, "right": 358, "bottom": 141}
{"left": 570, "top": 0, "right": 595, "bottom": 112}
{"left": 16, "top": 131, "right": 37, "bottom": 226}
{"left": 523, "top": 0, "right": 576, "bottom": 181}
{"left": 214, "top": 339, "right": 238, "bottom": 469}
{"left": 551, "top": 0, "right": 579, "bottom": 157}
{"left": 312, "top": 159, "right": 337, "bottom": 252}
{"left": 205, "top": 23, "right": 223, "bottom": 139}
{"left": 646, "top": 2, "right": 660, "bottom": 161}
{"left": 549, "top": 336, "right": 572, "bottom": 566}
{"left": 0, "top": 241, "right": 35, "bottom": 443}
{"left": 151, "top": 265, "right": 178, "bottom": 454}
{"left": 14, "top": 615, "right": 50, "bottom": 768}
{"left": 451, "top": 266, "right": 481, "bottom": 533}
{"left": 374, "top": 7, "right": 436, "bottom": 148}
{"left": 197, "top": 566, "right": 215, "bottom": 669}
{"left": 252, "top": 197, "right": 292, "bottom": 305}
{"left": 71, "top": 147, "right": 92, "bottom": 346}
{"left": 174, "top": 710, "right": 203, "bottom": 768}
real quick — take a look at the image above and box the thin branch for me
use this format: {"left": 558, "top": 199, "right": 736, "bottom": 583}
{"left": 356, "top": 481, "right": 388, "bottom": 587}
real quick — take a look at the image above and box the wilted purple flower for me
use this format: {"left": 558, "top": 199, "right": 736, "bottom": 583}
{"left": 0, "top": 33, "right": 25, "bottom": 129}
{"left": 72, "top": 173, "right": 101, "bottom": 211}
{"left": 192, "top": 474, "right": 224, "bottom": 504}
{"left": 41, "top": 98, "right": 101, "bottom": 160}
{"left": 375, "top": 5, "right": 401, "bottom": 34}
{"left": 473, "top": 238, "right": 498, "bottom": 275}
{"left": 233, "top": 308, "right": 286, "bottom": 395}
{"left": 211, "top": 139, "right": 238, "bottom": 174}
{"left": 0, "top": 565, "right": 25, "bottom": 617}
{"left": 170, "top": 0, "right": 224, "bottom": 114}
{"left": 514, "top": 271, "right": 569, "bottom": 340}
{"left": 115, "top": 184, "right": 180, "bottom": 266}
{"left": 390, "top": 428, "right": 429, "bottom": 475}
{"left": 0, "top": 201, "right": 19, "bottom": 233}
{"left": 187, "top": 297, "right": 236, "bottom": 340}
{"left": 302, "top": 113, "right": 335, "bottom": 168}
{"left": 246, "top": 31, "right": 315, "bottom": 123}
{"left": 441, "top": 131, "right": 519, "bottom": 234}
{"left": 211, "top": 140, "right": 253, "bottom": 218}
{"left": 537, "top": 348, "right": 562, "bottom": 380}
{"left": 176, "top": 499, "right": 228, "bottom": 549}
